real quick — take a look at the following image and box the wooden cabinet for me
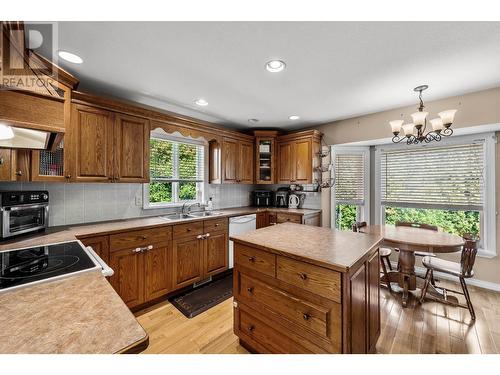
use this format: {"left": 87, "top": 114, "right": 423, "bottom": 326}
{"left": 145, "top": 242, "right": 173, "bottom": 301}
{"left": 114, "top": 113, "right": 149, "bottom": 183}
{"left": 172, "top": 234, "right": 204, "bottom": 289}
{"left": 109, "top": 247, "right": 145, "bottom": 308}
{"left": 204, "top": 230, "right": 228, "bottom": 277}
{"left": 254, "top": 131, "right": 279, "bottom": 184}
{"left": 277, "top": 130, "right": 322, "bottom": 185}
{"left": 222, "top": 137, "right": 254, "bottom": 184}
{"left": 256, "top": 212, "right": 268, "bottom": 229}
{"left": 367, "top": 250, "right": 381, "bottom": 353}
{"left": 79, "top": 235, "right": 110, "bottom": 264}
{"left": 71, "top": 104, "right": 149, "bottom": 183}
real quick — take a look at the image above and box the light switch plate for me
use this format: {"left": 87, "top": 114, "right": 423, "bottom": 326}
{"left": 135, "top": 195, "right": 143, "bottom": 206}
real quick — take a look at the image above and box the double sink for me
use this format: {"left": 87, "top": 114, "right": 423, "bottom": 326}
{"left": 160, "top": 211, "right": 225, "bottom": 221}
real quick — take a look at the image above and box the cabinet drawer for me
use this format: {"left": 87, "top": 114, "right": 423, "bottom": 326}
{"left": 204, "top": 217, "right": 228, "bottom": 233}
{"left": 277, "top": 256, "right": 341, "bottom": 302}
{"left": 173, "top": 221, "right": 204, "bottom": 238}
{"left": 238, "top": 273, "right": 331, "bottom": 338}
{"left": 234, "top": 244, "right": 276, "bottom": 277}
{"left": 237, "top": 308, "right": 312, "bottom": 354}
{"left": 110, "top": 227, "right": 172, "bottom": 251}
{"left": 276, "top": 213, "right": 301, "bottom": 224}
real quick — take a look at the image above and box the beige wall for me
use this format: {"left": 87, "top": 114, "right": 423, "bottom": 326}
{"left": 315, "top": 86, "right": 500, "bottom": 286}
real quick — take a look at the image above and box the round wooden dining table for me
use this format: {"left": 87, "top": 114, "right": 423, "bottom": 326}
{"left": 361, "top": 225, "right": 464, "bottom": 307}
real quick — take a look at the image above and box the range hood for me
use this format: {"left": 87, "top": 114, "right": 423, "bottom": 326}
{"left": 0, "top": 124, "right": 59, "bottom": 150}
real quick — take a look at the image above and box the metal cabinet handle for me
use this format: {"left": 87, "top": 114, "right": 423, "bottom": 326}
{"left": 205, "top": 233, "right": 210, "bottom": 238}
{"left": 15, "top": 171, "right": 23, "bottom": 176}
{"left": 247, "top": 287, "right": 254, "bottom": 294}
{"left": 303, "top": 313, "right": 311, "bottom": 321}
{"left": 187, "top": 228, "right": 192, "bottom": 232}
{"left": 196, "top": 234, "right": 204, "bottom": 239}
{"left": 133, "top": 245, "right": 153, "bottom": 253}
{"left": 65, "top": 174, "right": 72, "bottom": 179}
{"left": 132, "top": 248, "right": 142, "bottom": 253}
{"left": 247, "top": 325, "right": 255, "bottom": 332}
{"left": 248, "top": 256, "right": 256, "bottom": 262}
{"left": 215, "top": 223, "right": 219, "bottom": 227}
{"left": 299, "top": 272, "right": 308, "bottom": 280}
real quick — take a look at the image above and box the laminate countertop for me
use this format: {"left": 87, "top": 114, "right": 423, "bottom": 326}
{"left": 0, "top": 270, "right": 148, "bottom": 354}
{"left": 230, "top": 222, "right": 383, "bottom": 273}
{"left": 0, "top": 207, "right": 321, "bottom": 252}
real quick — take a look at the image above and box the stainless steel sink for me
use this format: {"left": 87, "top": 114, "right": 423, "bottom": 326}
{"left": 160, "top": 213, "right": 193, "bottom": 221}
{"left": 188, "top": 211, "right": 224, "bottom": 217}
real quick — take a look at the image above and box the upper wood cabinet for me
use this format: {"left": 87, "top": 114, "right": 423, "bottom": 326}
{"left": 221, "top": 137, "right": 254, "bottom": 184}
{"left": 114, "top": 113, "right": 150, "bottom": 183}
{"left": 254, "top": 130, "right": 279, "bottom": 184}
{"left": 277, "top": 130, "right": 322, "bottom": 185}
{"left": 70, "top": 104, "right": 149, "bottom": 183}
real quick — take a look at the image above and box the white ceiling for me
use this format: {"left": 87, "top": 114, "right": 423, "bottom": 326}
{"left": 36, "top": 22, "right": 500, "bottom": 130}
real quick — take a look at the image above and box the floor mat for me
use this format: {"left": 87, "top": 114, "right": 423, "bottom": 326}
{"left": 169, "top": 273, "right": 233, "bottom": 318}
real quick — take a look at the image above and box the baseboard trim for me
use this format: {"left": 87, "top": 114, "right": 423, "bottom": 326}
{"left": 389, "top": 261, "right": 500, "bottom": 292}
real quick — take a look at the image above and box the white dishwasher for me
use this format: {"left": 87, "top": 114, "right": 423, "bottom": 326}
{"left": 229, "top": 214, "right": 257, "bottom": 268}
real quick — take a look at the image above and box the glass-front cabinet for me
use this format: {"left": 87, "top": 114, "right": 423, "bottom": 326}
{"left": 254, "top": 130, "right": 279, "bottom": 184}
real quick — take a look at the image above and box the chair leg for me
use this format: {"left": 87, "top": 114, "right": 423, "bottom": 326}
{"left": 386, "top": 256, "right": 393, "bottom": 271}
{"left": 380, "top": 257, "right": 392, "bottom": 292}
{"left": 460, "top": 277, "right": 476, "bottom": 320}
{"left": 419, "top": 269, "right": 432, "bottom": 304}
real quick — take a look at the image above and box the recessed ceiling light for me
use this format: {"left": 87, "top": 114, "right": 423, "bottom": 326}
{"left": 248, "top": 119, "right": 259, "bottom": 124}
{"left": 58, "top": 50, "right": 83, "bottom": 64}
{"left": 265, "top": 60, "right": 286, "bottom": 73}
{"left": 289, "top": 115, "right": 300, "bottom": 120}
{"left": 195, "top": 98, "right": 208, "bottom": 106}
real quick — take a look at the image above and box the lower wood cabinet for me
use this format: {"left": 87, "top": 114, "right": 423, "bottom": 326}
{"left": 144, "top": 242, "right": 173, "bottom": 301}
{"left": 204, "top": 230, "right": 228, "bottom": 277}
{"left": 256, "top": 212, "right": 268, "bottom": 229}
{"left": 79, "top": 235, "right": 109, "bottom": 263}
{"left": 172, "top": 234, "right": 204, "bottom": 289}
{"left": 109, "top": 246, "right": 146, "bottom": 308}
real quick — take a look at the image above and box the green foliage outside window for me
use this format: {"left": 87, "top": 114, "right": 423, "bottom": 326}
{"left": 335, "top": 204, "right": 358, "bottom": 231}
{"left": 149, "top": 182, "right": 172, "bottom": 203}
{"left": 385, "top": 207, "right": 480, "bottom": 237}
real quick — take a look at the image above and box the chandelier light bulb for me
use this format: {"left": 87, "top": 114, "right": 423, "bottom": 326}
{"left": 402, "top": 123, "right": 415, "bottom": 136}
{"left": 389, "top": 120, "right": 404, "bottom": 134}
{"left": 410, "top": 111, "right": 428, "bottom": 127}
{"left": 438, "top": 109, "right": 457, "bottom": 126}
{"left": 429, "top": 118, "right": 444, "bottom": 131}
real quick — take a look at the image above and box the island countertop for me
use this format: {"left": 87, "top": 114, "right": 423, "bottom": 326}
{"left": 230, "top": 222, "right": 383, "bottom": 272}
{"left": 0, "top": 270, "right": 148, "bottom": 354}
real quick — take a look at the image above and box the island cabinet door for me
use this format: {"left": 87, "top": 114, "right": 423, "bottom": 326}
{"left": 367, "top": 250, "right": 381, "bottom": 353}
{"left": 203, "top": 230, "right": 228, "bottom": 277}
{"left": 144, "top": 241, "right": 173, "bottom": 301}
{"left": 348, "top": 263, "right": 367, "bottom": 354}
{"left": 109, "top": 247, "right": 145, "bottom": 308}
{"left": 172, "top": 235, "right": 204, "bottom": 289}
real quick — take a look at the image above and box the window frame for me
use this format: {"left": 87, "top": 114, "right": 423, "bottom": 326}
{"left": 330, "top": 145, "right": 371, "bottom": 230}
{"left": 374, "top": 133, "right": 496, "bottom": 258}
{"left": 143, "top": 131, "right": 206, "bottom": 209}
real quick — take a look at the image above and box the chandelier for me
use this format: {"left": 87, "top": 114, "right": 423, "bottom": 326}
{"left": 389, "top": 85, "right": 457, "bottom": 145}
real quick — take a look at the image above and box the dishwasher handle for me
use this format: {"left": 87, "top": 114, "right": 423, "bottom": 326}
{"left": 230, "top": 215, "right": 257, "bottom": 224}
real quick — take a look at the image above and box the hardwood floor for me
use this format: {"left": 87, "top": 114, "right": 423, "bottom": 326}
{"left": 134, "top": 280, "right": 500, "bottom": 354}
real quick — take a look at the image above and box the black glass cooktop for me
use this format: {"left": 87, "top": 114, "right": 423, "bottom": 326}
{"left": 0, "top": 241, "right": 97, "bottom": 291}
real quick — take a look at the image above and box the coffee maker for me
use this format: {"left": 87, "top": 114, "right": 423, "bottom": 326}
{"left": 274, "top": 187, "right": 289, "bottom": 208}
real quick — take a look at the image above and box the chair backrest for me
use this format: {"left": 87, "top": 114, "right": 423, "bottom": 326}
{"left": 461, "top": 234, "right": 478, "bottom": 277}
{"left": 352, "top": 221, "right": 367, "bottom": 233}
{"left": 395, "top": 221, "right": 438, "bottom": 232}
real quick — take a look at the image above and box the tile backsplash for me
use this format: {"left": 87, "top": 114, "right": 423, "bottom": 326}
{"left": 0, "top": 182, "right": 321, "bottom": 227}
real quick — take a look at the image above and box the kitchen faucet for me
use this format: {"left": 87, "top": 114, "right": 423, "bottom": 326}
{"left": 181, "top": 202, "right": 201, "bottom": 216}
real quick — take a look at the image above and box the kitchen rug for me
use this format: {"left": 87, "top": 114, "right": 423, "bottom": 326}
{"left": 169, "top": 273, "right": 233, "bottom": 319}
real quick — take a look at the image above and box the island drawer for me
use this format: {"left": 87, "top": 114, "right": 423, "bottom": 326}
{"left": 238, "top": 272, "right": 330, "bottom": 338}
{"left": 173, "top": 221, "right": 204, "bottom": 238}
{"left": 276, "top": 213, "right": 302, "bottom": 224}
{"left": 236, "top": 308, "right": 313, "bottom": 354}
{"left": 234, "top": 244, "right": 276, "bottom": 277}
{"left": 110, "top": 227, "right": 172, "bottom": 251}
{"left": 203, "top": 217, "right": 228, "bottom": 233}
{"left": 276, "top": 256, "right": 341, "bottom": 302}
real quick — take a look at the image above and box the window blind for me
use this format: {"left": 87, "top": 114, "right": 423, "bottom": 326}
{"left": 334, "top": 153, "right": 365, "bottom": 205}
{"left": 150, "top": 138, "right": 204, "bottom": 182}
{"left": 380, "top": 142, "right": 484, "bottom": 210}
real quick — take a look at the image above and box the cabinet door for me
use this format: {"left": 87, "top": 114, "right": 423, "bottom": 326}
{"left": 0, "top": 149, "right": 15, "bottom": 181}
{"left": 79, "top": 235, "right": 110, "bottom": 264}
{"left": 294, "top": 139, "right": 312, "bottom": 183}
{"left": 204, "top": 230, "right": 228, "bottom": 277}
{"left": 278, "top": 142, "right": 293, "bottom": 184}
{"left": 222, "top": 138, "right": 238, "bottom": 183}
{"left": 238, "top": 140, "right": 254, "bottom": 184}
{"left": 30, "top": 141, "right": 69, "bottom": 182}
{"left": 72, "top": 104, "right": 114, "bottom": 182}
{"left": 349, "top": 264, "right": 367, "bottom": 354}
{"left": 172, "top": 235, "right": 204, "bottom": 289}
{"left": 114, "top": 114, "right": 150, "bottom": 183}
{"left": 367, "top": 250, "right": 380, "bottom": 353}
{"left": 256, "top": 212, "right": 268, "bottom": 229}
{"left": 145, "top": 242, "right": 173, "bottom": 301}
{"left": 109, "top": 248, "right": 145, "bottom": 308}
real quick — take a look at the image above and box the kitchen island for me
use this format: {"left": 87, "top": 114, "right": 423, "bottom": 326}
{"left": 230, "top": 223, "right": 383, "bottom": 354}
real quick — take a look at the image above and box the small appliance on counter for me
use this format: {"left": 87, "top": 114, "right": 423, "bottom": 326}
{"left": 289, "top": 185, "right": 307, "bottom": 209}
{"left": 0, "top": 191, "right": 49, "bottom": 239}
{"left": 288, "top": 193, "right": 300, "bottom": 209}
{"left": 275, "top": 187, "right": 289, "bottom": 208}
{"left": 252, "top": 190, "right": 273, "bottom": 207}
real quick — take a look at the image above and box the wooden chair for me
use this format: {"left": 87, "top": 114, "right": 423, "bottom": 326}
{"left": 419, "top": 234, "right": 478, "bottom": 320}
{"left": 352, "top": 221, "right": 392, "bottom": 292}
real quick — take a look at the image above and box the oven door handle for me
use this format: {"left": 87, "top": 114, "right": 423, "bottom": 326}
{"left": 85, "top": 246, "right": 114, "bottom": 277}
{"left": 1, "top": 203, "right": 49, "bottom": 211}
